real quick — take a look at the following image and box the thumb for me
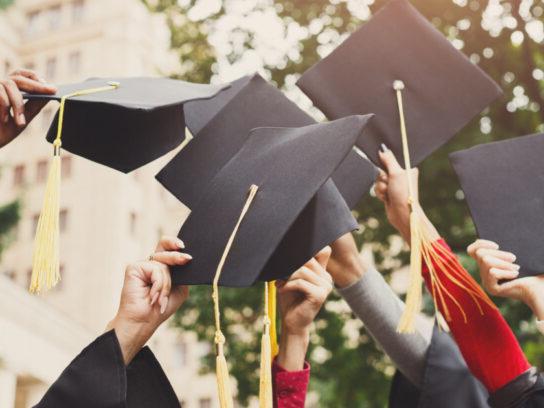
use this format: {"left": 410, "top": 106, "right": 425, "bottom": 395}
{"left": 378, "top": 147, "right": 403, "bottom": 175}
{"left": 315, "top": 246, "right": 332, "bottom": 269}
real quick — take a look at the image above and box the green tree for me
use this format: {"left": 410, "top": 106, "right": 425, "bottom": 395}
{"left": 145, "top": 0, "right": 544, "bottom": 406}
{"left": 0, "top": 200, "right": 20, "bottom": 258}
{"left": 0, "top": 0, "right": 14, "bottom": 10}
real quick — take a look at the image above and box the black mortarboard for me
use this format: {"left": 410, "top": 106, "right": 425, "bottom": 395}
{"left": 161, "top": 73, "right": 378, "bottom": 209}
{"left": 450, "top": 133, "right": 544, "bottom": 278}
{"left": 24, "top": 77, "right": 229, "bottom": 172}
{"left": 169, "top": 116, "right": 371, "bottom": 287}
{"left": 24, "top": 77, "right": 228, "bottom": 294}
{"left": 297, "top": 0, "right": 502, "bottom": 167}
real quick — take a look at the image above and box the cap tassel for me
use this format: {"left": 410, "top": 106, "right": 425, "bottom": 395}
{"left": 267, "top": 281, "right": 279, "bottom": 358}
{"left": 30, "top": 82, "right": 120, "bottom": 294}
{"left": 211, "top": 185, "right": 259, "bottom": 408}
{"left": 393, "top": 81, "right": 495, "bottom": 333}
{"left": 30, "top": 146, "right": 61, "bottom": 293}
{"left": 259, "top": 282, "right": 274, "bottom": 408}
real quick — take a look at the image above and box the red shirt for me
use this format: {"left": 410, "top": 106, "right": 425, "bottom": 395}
{"left": 423, "top": 239, "right": 530, "bottom": 392}
{"left": 273, "top": 360, "right": 310, "bottom": 408}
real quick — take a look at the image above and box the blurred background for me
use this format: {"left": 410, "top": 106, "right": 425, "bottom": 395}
{"left": 0, "top": 0, "right": 542, "bottom": 407}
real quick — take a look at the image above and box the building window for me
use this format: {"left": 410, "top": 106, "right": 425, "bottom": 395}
{"left": 61, "top": 156, "right": 72, "bottom": 178}
{"left": 129, "top": 212, "right": 137, "bottom": 235}
{"left": 68, "top": 51, "right": 81, "bottom": 75}
{"left": 36, "top": 160, "right": 48, "bottom": 183}
{"left": 199, "top": 398, "right": 212, "bottom": 408}
{"left": 46, "top": 57, "right": 57, "bottom": 80}
{"left": 26, "top": 268, "right": 33, "bottom": 288}
{"left": 47, "top": 5, "right": 62, "bottom": 30}
{"left": 4, "top": 270, "right": 16, "bottom": 281}
{"left": 72, "top": 0, "right": 85, "bottom": 23}
{"left": 32, "top": 214, "right": 40, "bottom": 236}
{"left": 13, "top": 165, "right": 25, "bottom": 187}
{"left": 4, "top": 60, "right": 11, "bottom": 76}
{"left": 59, "top": 209, "right": 68, "bottom": 233}
{"left": 27, "top": 10, "right": 41, "bottom": 36}
{"left": 176, "top": 341, "right": 189, "bottom": 367}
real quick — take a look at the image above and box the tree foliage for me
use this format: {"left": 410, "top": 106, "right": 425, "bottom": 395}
{"left": 0, "top": 200, "right": 20, "bottom": 258}
{"left": 145, "top": 0, "right": 544, "bottom": 405}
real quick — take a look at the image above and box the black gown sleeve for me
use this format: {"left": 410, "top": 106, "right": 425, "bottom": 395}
{"left": 389, "top": 324, "right": 490, "bottom": 408}
{"left": 488, "top": 367, "right": 544, "bottom": 408}
{"left": 34, "top": 330, "right": 180, "bottom": 408}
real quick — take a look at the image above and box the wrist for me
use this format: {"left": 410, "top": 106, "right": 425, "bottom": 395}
{"left": 277, "top": 326, "right": 309, "bottom": 372}
{"left": 329, "top": 252, "right": 366, "bottom": 288}
{"left": 106, "top": 315, "right": 153, "bottom": 364}
{"left": 524, "top": 288, "right": 544, "bottom": 321}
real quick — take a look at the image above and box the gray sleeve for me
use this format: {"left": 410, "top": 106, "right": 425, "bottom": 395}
{"left": 337, "top": 269, "right": 430, "bottom": 387}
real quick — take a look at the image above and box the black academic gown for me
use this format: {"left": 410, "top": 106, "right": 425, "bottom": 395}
{"left": 389, "top": 324, "right": 489, "bottom": 408}
{"left": 488, "top": 368, "right": 544, "bottom": 408}
{"left": 34, "top": 330, "right": 180, "bottom": 408}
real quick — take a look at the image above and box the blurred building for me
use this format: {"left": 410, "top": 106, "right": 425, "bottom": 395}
{"left": 0, "top": 1, "right": 219, "bottom": 407}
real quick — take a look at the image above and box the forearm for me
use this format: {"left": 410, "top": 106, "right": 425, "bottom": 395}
{"left": 423, "top": 239, "right": 530, "bottom": 392}
{"left": 338, "top": 269, "right": 429, "bottom": 386}
{"left": 276, "top": 328, "right": 309, "bottom": 372}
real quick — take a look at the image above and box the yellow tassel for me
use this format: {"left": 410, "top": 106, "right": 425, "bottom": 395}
{"left": 215, "top": 333, "right": 234, "bottom": 408}
{"left": 267, "top": 281, "right": 279, "bottom": 358}
{"left": 397, "top": 210, "right": 423, "bottom": 333}
{"left": 211, "top": 185, "right": 259, "bottom": 408}
{"left": 259, "top": 282, "right": 273, "bottom": 408}
{"left": 29, "top": 81, "right": 120, "bottom": 294}
{"left": 393, "top": 80, "right": 496, "bottom": 332}
{"left": 30, "top": 147, "right": 61, "bottom": 293}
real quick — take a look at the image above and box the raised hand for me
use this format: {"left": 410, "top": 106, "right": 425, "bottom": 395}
{"left": 0, "top": 69, "right": 57, "bottom": 148}
{"left": 276, "top": 247, "right": 334, "bottom": 371}
{"left": 468, "top": 239, "right": 544, "bottom": 319}
{"left": 107, "top": 236, "right": 191, "bottom": 363}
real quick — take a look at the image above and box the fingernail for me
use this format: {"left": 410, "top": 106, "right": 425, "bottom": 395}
{"left": 150, "top": 292, "right": 159, "bottom": 306}
{"left": 380, "top": 143, "right": 389, "bottom": 153}
{"left": 160, "top": 296, "right": 168, "bottom": 314}
{"left": 2, "top": 114, "right": 8, "bottom": 124}
{"left": 17, "top": 113, "right": 26, "bottom": 126}
{"left": 181, "top": 253, "right": 193, "bottom": 260}
{"left": 513, "top": 264, "right": 521, "bottom": 270}
{"left": 177, "top": 239, "right": 185, "bottom": 249}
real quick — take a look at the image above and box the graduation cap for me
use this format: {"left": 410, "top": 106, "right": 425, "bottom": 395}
{"left": 166, "top": 116, "right": 368, "bottom": 408}
{"left": 297, "top": 0, "right": 502, "bottom": 168}
{"left": 297, "top": 0, "right": 502, "bottom": 332}
{"left": 166, "top": 73, "right": 378, "bottom": 209}
{"left": 25, "top": 77, "right": 229, "bottom": 172}
{"left": 450, "top": 133, "right": 544, "bottom": 278}
{"left": 25, "top": 77, "right": 228, "bottom": 294}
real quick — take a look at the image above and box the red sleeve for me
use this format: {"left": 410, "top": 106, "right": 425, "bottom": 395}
{"left": 272, "top": 359, "right": 310, "bottom": 408}
{"left": 422, "top": 238, "right": 530, "bottom": 392}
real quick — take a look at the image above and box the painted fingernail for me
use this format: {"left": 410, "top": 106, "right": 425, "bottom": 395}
{"left": 17, "top": 113, "right": 26, "bottom": 126}
{"left": 513, "top": 264, "right": 521, "bottom": 270}
{"left": 177, "top": 239, "right": 185, "bottom": 249}
{"left": 380, "top": 143, "right": 389, "bottom": 153}
{"left": 181, "top": 253, "right": 193, "bottom": 260}
{"left": 150, "top": 292, "right": 159, "bottom": 306}
{"left": 160, "top": 296, "right": 168, "bottom": 314}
